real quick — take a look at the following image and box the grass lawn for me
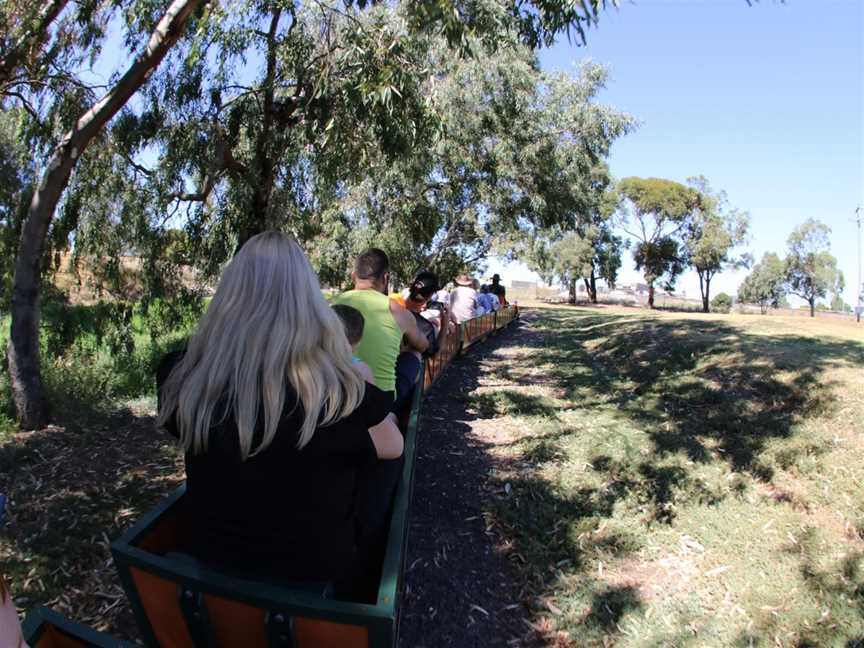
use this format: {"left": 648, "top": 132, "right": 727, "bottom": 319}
{"left": 1, "top": 303, "right": 861, "bottom": 646}
{"left": 469, "top": 305, "right": 863, "bottom": 647}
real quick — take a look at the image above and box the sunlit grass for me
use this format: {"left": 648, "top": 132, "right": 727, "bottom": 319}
{"left": 480, "top": 305, "right": 863, "bottom": 647}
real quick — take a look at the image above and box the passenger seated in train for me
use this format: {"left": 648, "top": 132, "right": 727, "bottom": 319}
{"left": 432, "top": 283, "right": 452, "bottom": 307}
{"left": 449, "top": 274, "right": 479, "bottom": 323}
{"left": 155, "top": 232, "right": 403, "bottom": 591}
{"left": 333, "top": 304, "right": 376, "bottom": 385}
{"left": 398, "top": 271, "right": 454, "bottom": 351}
{"left": 477, "top": 284, "right": 500, "bottom": 314}
{"left": 333, "top": 248, "right": 428, "bottom": 410}
{"left": 489, "top": 273, "right": 507, "bottom": 305}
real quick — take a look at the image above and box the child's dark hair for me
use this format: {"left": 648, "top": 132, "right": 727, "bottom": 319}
{"left": 332, "top": 304, "right": 365, "bottom": 346}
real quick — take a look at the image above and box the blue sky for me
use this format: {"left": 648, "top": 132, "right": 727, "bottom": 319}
{"left": 491, "top": 0, "right": 864, "bottom": 307}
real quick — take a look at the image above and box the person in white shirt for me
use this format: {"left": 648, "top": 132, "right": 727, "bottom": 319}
{"left": 432, "top": 286, "right": 451, "bottom": 306}
{"left": 449, "top": 274, "right": 479, "bottom": 323}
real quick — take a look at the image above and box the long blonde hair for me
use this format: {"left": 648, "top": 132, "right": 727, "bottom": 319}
{"left": 157, "top": 231, "right": 365, "bottom": 459}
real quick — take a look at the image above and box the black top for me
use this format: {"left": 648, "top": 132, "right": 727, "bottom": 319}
{"left": 156, "top": 351, "right": 391, "bottom": 582}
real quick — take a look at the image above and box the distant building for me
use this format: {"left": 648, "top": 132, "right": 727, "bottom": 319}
{"left": 618, "top": 283, "right": 649, "bottom": 295}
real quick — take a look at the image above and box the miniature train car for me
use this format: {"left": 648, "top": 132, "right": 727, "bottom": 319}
{"left": 23, "top": 607, "right": 136, "bottom": 648}
{"left": 110, "top": 306, "right": 519, "bottom": 647}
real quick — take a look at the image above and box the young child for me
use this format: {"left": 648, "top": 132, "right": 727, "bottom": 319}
{"left": 332, "top": 304, "right": 376, "bottom": 385}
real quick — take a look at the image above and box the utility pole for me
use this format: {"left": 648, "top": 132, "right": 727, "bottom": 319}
{"left": 856, "top": 207, "right": 862, "bottom": 323}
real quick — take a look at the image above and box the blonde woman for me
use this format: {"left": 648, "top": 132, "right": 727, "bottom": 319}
{"left": 157, "top": 231, "right": 402, "bottom": 587}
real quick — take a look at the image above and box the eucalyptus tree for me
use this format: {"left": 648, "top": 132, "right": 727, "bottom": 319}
{"left": 616, "top": 177, "right": 701, "bottom": 308}
{"left": 322, "top": 38, "right": 541, "bottom": 286}
{"left": 537, "top": 225, "right": 622, "bottom": 303}
{"left": 737, "top": 251, "right": 785, "bottom": 314}
{"left": 111, "top": 1, "right": 444, "bottom": 283}
{"left": 784, "top": 219, "right": 843, "bottom": 318}
{"left": 0, "top": 107, "right": 37, "bottom": 304}
{"left": 681, "top": 176, "right": 750, "bottom": 312}
{"left": 6, "top": 0, "right": 207, "bottom": 429}
{"left": 0, "top": 0, "right": 95, "bottom": 88}
{"left": 107, "top": 0, "right": 621, "bottom": 268}
{"left": 0, "top": 0, "right": 120, "bottom": 294}
{"left": 523, "top": 188, "right": 624, "bottom": 303}
{"left": 492, "top": 61, "right": 634, "bottom": 301}
{"left": 333, "top": 54, "right": 633, "bottom": 288}
{"left": 3, "top": 0, "right": 622, "bottom": 429}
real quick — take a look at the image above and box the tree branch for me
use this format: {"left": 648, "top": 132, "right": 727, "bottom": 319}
{"left": 122, "top": 153, "right": 154, "bottom": 177}
{"left": 0, "top": 0, "right": 70, "bottom": 85}
{"left": 5, "top": 91, "right": 40, "bottom": 121}
{"left": 170, "top": 173, "right": 215, "bottom": 203}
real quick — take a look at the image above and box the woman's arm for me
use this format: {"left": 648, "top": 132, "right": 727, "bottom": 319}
{"left": 368, "top": 412, "right": 404, "bottom": 459}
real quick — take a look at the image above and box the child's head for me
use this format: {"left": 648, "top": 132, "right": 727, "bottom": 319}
{"left": 332, "top": 304, "right": 365, "bottom": 349}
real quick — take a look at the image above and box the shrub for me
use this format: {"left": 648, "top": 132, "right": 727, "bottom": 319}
{"left": 1, "top": 293, "right": 203, "bottom": 429}
{"left": 711, "top": 292, "right": 733, "bottom": 313}
{"left": 0, "top": 359, "right": 15, "bottom": 440}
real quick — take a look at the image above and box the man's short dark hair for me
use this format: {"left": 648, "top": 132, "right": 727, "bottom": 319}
{"left": 332, "top": 304, "right": 365, "bottom": 346}
{"left": 355, "top": 248, "right": 390, "bottom": 281}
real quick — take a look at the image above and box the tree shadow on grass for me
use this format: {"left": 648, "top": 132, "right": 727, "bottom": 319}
{"left": 460, "top": 389, "right": 564, "bottom": 421}
{"left": 583, "top": 585, "right": 642, "bottom": 634}
{"left": 401, "top": 316, "right": 656, "bottom": 647}
{"left": 423, "top": 307, "right": 863, "bottom": 646}
{"left": 536, "top": 307, "right": 862, "bottom": 481}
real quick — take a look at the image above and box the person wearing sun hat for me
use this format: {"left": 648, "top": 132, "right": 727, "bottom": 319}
{"left": 450, "top": 273, "right": 479, "bottom": 323}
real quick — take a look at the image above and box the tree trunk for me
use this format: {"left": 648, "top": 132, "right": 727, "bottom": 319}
{"left": 234, "top": 6, "right": 282, "bottom": 255}
{"left": 586, "top": 273, "right": 597, "bottom": 304}
{"left": 809, "top": 297, "right": 815, "bottom": 318}
{"left": 7, "top": 0, "right": 204, "bottom": 429}
{"left": 648, "top": 282, "right": 655, "bottom": 309}
{"left": 569, "top": 278, "right": 577, "bottom": 304}
{"left": 699, "top": 272, "right": 708, "bottom": 313}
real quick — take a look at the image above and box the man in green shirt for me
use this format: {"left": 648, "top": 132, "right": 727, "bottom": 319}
{"left": 334, "top": 248, "right": 428, "bottom": 407}
{"left": 333, "top": 250, "right": 429, "bottom": 599}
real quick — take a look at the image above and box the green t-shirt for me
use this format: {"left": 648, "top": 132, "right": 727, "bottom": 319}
{"left": 333, "top": 289, "right": 402, "bottom": 395}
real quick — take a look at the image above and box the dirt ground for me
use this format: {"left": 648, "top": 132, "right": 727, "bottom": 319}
{"left": 400, "top": 315, "right": 551, "bottom": 648}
